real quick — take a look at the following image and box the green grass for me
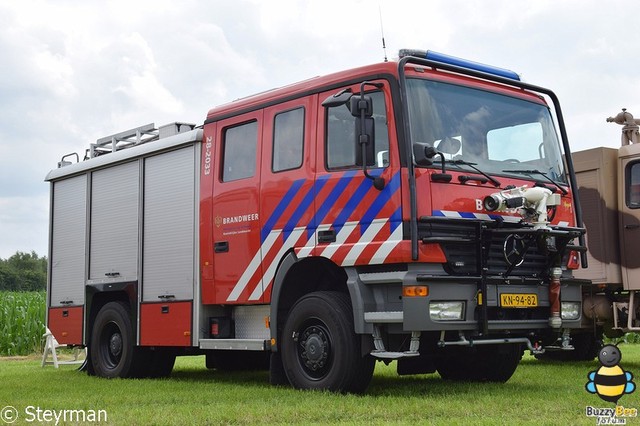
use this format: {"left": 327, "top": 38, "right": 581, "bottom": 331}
{"left": 0, "top": 291, "right": 45, "bottom": 355}
{"left": 3, "top": 346, "right": 640, "bottom": 425}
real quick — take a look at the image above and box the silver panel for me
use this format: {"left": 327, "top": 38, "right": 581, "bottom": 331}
{"left": 90, "top": 161, "right": 139, "bottom": 280}
{"left": 142, "top": 147, "right": 195, "bottom": 301}
{"left": 364, "top": 311, "right": 404, "bottom": 323}
{"left": 50, "top": 176, "right": 87, "bottom": 306}
{"left": 233, "top": 305, "right": 271, "bottom": 339}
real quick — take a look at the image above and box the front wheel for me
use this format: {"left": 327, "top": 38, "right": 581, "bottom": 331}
{"left": 281, "top": 291, "right": 374, "bottom": 393}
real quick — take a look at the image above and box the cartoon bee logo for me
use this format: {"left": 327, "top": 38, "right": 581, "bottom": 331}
{"left": 586, "top": 344, "right": 636, "bottom": 403}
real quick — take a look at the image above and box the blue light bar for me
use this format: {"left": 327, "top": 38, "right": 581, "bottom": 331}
{"left": 399, "top": 49, "right": 521, "bottom": 81}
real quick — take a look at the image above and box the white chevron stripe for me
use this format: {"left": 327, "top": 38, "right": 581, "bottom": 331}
{"left": 248, "top": 227, "right": 306, "bottom": 301}
{"left": 318, "top": 221, "right": 358, "bottom": 259}
{"left": 369, "top": 224, "right": 403, "bottom": 264}
{"left": 341, "top": 220, "right": 387, "bottom": 266}
{"left": 435, "top": 210, "right": 521, "bottom": 223}
{"left": 226, "top": 230, "right": 280, "bottom": 302}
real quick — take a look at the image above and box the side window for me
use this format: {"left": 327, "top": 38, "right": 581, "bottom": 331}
{"left": 222, "top": 121, "right": 257, "bottom": 182}
{"left": 326, "top": 90, "right": 389, "bottom": 169}
{"left": 273, "top": 108, "right": 304, "bottom": 172}
{"left": 627, "top": 161, "right": 640, "bottom": 209}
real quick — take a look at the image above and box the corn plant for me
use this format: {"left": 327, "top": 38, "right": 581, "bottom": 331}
{"left": 0, "top": 291, "right": 45, "bottom": 355}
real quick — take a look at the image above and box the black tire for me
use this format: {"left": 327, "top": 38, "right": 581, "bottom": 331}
{"left": 436, "top": 344, "right": 523, "bottom": 383}
{"left": 145, "top": 350, "right": 176, "bottom": 378}
{"left": 90, "top": 301, "right": 145, "bottom": 378}
{"left": 535, "top": 332, "right": 601, "bottom": 362}
{"left": 269, "top": 351, "right": 290, "bottom": 386}
{"left": 281, "top": 291, "right": 374, "bottom": 393}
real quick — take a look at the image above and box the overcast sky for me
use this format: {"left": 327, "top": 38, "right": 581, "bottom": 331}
{"left": 0, "top": 0, "right": 638, "bottom": 259}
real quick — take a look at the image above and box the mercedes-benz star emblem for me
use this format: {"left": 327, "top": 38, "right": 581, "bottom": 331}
{"left": 503, "top": 234, "right": 526, "bottom": 266}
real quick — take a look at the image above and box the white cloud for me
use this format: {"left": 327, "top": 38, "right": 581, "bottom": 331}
{"left": 0, "top": 0, "right": 639, "bottom": 257}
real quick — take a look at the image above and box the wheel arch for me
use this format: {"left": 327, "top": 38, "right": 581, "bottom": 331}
{"left": 85, "top": 281, "right": 138, "bottom": 345}
{"left": 270, "top": 252, "right": 368, "bottom": 350}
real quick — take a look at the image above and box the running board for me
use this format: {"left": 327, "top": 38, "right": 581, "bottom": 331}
{"left": 370, "top": 327, "right": 420, "bottom": 359}
{"left": 199, "top": 339, "right": 268, "bottom": 351}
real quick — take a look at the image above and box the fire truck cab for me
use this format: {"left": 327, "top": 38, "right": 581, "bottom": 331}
{"left": 46, "top": 50, "right": 586, "bottom": 392}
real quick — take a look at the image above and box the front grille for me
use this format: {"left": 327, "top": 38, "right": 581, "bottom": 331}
{"left": 419, "top": 218, "right": 571, "bottom": 278}
{"left": 444, "top": 232, "right": 549, "bottom": 276}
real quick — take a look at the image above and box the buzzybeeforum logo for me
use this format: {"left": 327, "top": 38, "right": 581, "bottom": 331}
{"left": 585, "top": 345, "right": 637, "bottom": 424}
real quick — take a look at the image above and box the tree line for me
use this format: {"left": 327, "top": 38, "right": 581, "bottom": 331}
{"left": 0, "top": 251, "right": 47, "bottom": 291}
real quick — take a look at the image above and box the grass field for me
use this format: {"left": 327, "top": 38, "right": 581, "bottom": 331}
{"left": 2, "top": 346, "right": 639, "bottom": 425}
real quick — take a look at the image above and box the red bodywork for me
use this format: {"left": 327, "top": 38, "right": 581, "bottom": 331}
{"left": 198, "top": 61, "right": 576, "bottom": 306}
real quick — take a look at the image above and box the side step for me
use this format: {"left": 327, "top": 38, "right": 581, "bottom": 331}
{"left": 199, "top": 339, "right": 268, "bottom": 351}
{"left": 370, "top": 327, "right": 420, "bottom": 359}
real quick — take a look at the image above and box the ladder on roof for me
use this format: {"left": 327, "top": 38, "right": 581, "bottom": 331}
{"left": 89, "top": 123, "right": 158, "bottom": 158}
{"left": 88, "top": 122, "right": 196, "bottom": 159}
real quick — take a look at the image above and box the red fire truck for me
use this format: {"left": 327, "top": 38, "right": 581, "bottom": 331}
{"left": 45, "top": 49, "right": 587, "bottom": 392}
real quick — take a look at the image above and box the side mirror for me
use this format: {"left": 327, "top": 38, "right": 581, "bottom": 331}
{"left": 413, "top": 142, "right": 435, "bottom": 166}
{"left": 321, "top": 88, "right": 352, "bottom": 108}
{"left": 350, "top": 95, "right": 373, "bottom": 118}
{"left": 355, "top": 116, "right": 375, "bottom": 167}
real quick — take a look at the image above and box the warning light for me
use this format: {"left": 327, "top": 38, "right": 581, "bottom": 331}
{"left": 403, "top": 286, "right": 429, "bottom": 297}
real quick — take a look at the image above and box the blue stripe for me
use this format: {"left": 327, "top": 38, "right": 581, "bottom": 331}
{"left": 459, "top": 211, "right": 476, "bottom": 219}
{"left": 360, "top": 172, "right": 401, "bottom": 234}
{"left": 332, "top": 176, "right": 374, "bottom": 234}
{"left": 307, "top": 171, "right": 358, "bottom": 239}
{"left": 390, "top": 206, "right": 402, "bottom": 233}
{"left": 261, "top": 179, "right": 304, "bottom": 243}
{"left": 283, "top": 178, "right": 327, "bottom": 241}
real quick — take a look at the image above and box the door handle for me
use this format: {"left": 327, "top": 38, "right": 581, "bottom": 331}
{"left": 214, "top": 241, "right": 229, "bottom": 253}
{"left": 625, "top": 224, "right": 640, "bottom": 230}
{"left": 318, "top": 229, "right": 336, "bottom": 243}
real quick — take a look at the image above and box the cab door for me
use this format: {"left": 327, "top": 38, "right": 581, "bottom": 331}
{"left": 619, "top": 155, "right": 640, "bottom": 290}
{"left": 312, "top": 81, "right": 403, "bottom": 266}
{"left": 211, "top": 111, "right": 263, "bottom": 304}
{"left": 254, "top": 97, "right": 316, "bottom": 302}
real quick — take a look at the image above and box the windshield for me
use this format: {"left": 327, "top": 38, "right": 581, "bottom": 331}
{"left": 406, "top": 78, "right": 567, "bottom": 183}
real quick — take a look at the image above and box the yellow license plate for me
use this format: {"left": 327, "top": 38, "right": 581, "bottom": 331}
{"left": 500, "top": 293, "right": 538, "bottom": 308}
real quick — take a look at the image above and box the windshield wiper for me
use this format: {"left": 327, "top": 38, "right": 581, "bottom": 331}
{"left": 502, "top": 169, "right": 568, "bottom": 195}
{"left": 451, "top": 160, "right": 501, "bottom": 187}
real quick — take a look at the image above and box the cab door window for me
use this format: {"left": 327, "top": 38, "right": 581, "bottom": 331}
{"left": 326, "top": 90, "right": 389, "bottom": 169}
{"left": 222, "top": 121, "right": 258, "bottom": 182}
{"left": 272, "top": 107, "right": 304, "bottom": 172}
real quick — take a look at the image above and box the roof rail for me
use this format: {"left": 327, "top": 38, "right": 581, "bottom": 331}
{"left": 88, "top": 122, "right": 196, "bottom": 158}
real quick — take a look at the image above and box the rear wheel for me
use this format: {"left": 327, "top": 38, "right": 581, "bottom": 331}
{"left": 436, "top": 343, "right": 523, "bottom": 382}
{"left": 90, "top": 301, "right": 145, "bottom": 378}
{"left": 535, "top": 332, "right": 602, "bottom": 361}
{"left": 281, "top": 291, "right": 374, "bottom": 393}
{"left": 145, "top": 349, "right": 176, "bottom": 378}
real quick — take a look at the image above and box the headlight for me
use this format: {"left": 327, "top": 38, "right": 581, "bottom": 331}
{"left": 561, "top": 302, "right": 581, "bottom": 320}
{"left": 430, "top": 301, "right": 465, "bottom": 321}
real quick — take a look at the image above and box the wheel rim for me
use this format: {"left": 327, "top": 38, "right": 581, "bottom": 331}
{"left": 295, "top": 320, "right": 332, "bottom": 381}
{"left": 100, "top": 321, "right": 123, "bottom": 369}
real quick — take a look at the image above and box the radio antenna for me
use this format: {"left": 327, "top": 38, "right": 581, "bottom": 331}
{"left": 378, "top": 4, "right": 388, "bottom": 62}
